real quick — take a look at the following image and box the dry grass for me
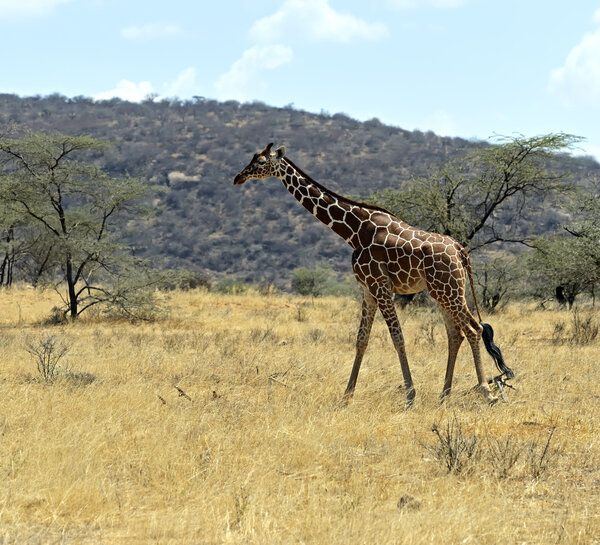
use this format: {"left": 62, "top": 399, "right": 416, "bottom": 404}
{"left": 0, "top": 286, "right": 599, "bottom": 544}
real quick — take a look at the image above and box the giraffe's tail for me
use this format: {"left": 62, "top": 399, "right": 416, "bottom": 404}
{"left": 459, "top": 247, "right": 514, "bottom": 380}
{"left": 459, "top": 246, "right": 483, "bottom": 322}
{"left": 481, "top": 323, "right": 514, "bottom": 379}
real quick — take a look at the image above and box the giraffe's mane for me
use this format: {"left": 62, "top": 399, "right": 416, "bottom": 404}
{"left": 282, "top": 157, "right": 394, "bottom": 216}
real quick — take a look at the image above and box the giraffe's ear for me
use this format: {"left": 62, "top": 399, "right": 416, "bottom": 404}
{"left": 275, "top": 146, "right": 286, "bottom": 159}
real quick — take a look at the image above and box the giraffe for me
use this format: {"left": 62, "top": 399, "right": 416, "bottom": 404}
{"left": 234, "top": 143, "right": 514, "bottom": 406}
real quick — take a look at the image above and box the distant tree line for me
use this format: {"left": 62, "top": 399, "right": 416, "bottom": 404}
{"left": 1, "top": 94, "right": 599, "bottom": 309}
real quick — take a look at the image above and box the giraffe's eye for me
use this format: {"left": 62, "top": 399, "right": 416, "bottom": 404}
{"left": 257, "top": 156, "right": 267, "bottom": 164}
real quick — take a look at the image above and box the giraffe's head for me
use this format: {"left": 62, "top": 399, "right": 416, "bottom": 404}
{"left": 233, "top": 142, "right": 286, "bottom": 185}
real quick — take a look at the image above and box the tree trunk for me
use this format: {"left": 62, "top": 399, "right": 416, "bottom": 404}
{"left": 31, "top": 246, "right": 53, "bottom": 288}
{"left": 0, "top": 253, "right": 7, "bottom": 286}
{"left": 555, "top": 286, "right": 567, "bottom": 307}
{"left": 65, "top": 256, "right": 78, "bottom": 320}
{"left": 0, "top": 227, "right": 15, "bottom": 288}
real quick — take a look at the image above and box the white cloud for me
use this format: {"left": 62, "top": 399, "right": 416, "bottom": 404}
{"left": 121, "top": 22, "right": 184, "bottom": 40}
{"left": 214, "top": 45, "right": 293, "bottom": 102}
{"left": 0, "top": 0, "right": 73, "bottom": 17}
{"left": 250, "top": 0, "right": 388, "bottom": 44}
{"left": 388, "top": 0, "right": 466, "bottom": 8}
{"left": 94, "top": 80, "right": 155, "bottom": 102}
{"left": 422, "top": 110, "right": 459, "bottom": 137}
{"left": 549, "top": 19, "right": 600, "bottom": 107}
{"left": 573, "top": 142, "right": 600, "bottom": 164}
{"left": 95, "top": 68, "right": 203, "bottom": 102}
{"left": 214, "top": 2, "right": 384, "bottom": 102}
{"left": 162, "top": 67, "right": 201, "bottom": 98}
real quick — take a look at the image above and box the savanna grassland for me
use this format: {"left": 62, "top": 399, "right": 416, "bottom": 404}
{"left": 0, "top": 287, "right": 599, "bottom": 544}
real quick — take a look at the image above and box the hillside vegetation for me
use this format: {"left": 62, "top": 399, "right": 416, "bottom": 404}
{"left": 2, "top": 94, "right": 598, "bottom": 287}
{"left": 0, "top": 287, "right": 598, "bottom": 543}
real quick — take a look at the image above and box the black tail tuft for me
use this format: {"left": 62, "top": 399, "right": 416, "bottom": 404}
{"left": 480, "top": 322, "right": 514, "bottom": 379}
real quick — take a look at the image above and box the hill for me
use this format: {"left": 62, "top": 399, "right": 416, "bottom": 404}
{"left": 1, "top": 93, "right": 598, "bottom": 286}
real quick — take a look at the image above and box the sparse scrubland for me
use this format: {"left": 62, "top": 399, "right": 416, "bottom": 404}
{"left": 0, "top": 286, "right": 599, "bottom": 544}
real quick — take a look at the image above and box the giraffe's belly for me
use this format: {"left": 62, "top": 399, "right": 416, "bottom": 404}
{"left": 352, "top": 245, "right": 428, "bottom": 294}
{"left": 389, "top": 275, "right": 427, "bottom": 295}
{"left": 385, "top": 256, "right": 428, "bottom": 294}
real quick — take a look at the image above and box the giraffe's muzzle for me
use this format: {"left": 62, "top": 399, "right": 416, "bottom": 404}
{"left": 233, "top": 174, "right": 245, "bottom": 185}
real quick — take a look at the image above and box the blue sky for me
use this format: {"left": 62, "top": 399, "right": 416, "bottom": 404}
{"left": 2, "top": 0, "right": 600, "bottom": 159}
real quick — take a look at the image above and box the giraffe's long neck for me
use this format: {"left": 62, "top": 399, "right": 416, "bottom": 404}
{"left": 276, "top": 158, "right": 370, "bottom": 250}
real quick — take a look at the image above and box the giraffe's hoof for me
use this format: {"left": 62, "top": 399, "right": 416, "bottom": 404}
{"left": 487, "top": 395, "right": 499, "bottom": 406}
{"left": 339, "top": 392, "right": 353, "bottom": 408}
{"left": 479, "top": 385, "right": 498, "bottom": 406}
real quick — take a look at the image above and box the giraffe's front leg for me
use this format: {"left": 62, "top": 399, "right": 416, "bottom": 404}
{"left": 373, "top": 284, "right": 415, "bottom": 408}
{"left": 343, "top": 289, "right": 377, "bottom": 402}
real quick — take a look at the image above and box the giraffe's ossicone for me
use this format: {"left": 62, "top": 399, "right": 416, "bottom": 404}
{"left": 234, "top": 143, "right": 514, "bottom": 406}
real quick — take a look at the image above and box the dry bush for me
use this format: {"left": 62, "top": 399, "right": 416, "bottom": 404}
{"left": 425, "top": 416, "right": 561, "bottom": 480}
{"left": 416, "top": 316, "right": 438, "bottom": 346}
{"left": 23, "top": 333, "right": 69, "bottom": 383}
{"left": 552, "top": 308, "right": 599, "bottom": 345}
{"left": 425, "top": 416, "right": 480, "bottom": 473}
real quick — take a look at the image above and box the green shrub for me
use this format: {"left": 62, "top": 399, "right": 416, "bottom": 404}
{"left": 291, "top": 267, "right": 330, "bottom": 297}
{"left": 161, "top": 269, "right": 212, "bottom": 291}
{"left": 214, "top": 278, "right": 250, "bottom": 294}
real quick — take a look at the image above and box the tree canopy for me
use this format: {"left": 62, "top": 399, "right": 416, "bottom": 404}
{"left": 0, "top": 131, "right": 159, "bottom": 320}
{"left": 528, "top": 179, "right": 600, "bottom": 307}
{"left": 368, "top": 133, "right": 583, "bottom": 251}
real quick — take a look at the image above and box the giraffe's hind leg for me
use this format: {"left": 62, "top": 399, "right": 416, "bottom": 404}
{"left": 460, "top": 307, "right": 497, "bottom": 404}
{"left": 343, "top": 288, "right": 377, "bottom": 401}
{"left": 432, "top": 296, "right": 497, "bottom": 404}
{"left": 438, "top": 306, "right": 464, "bottom": 401}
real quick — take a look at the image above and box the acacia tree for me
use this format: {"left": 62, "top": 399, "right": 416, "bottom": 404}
{"left": 0, "top": 203, "right": 18, "bottom": 286}
{"left": 0, "top": 203, "right": 59, "bottom": 287}
{"left": 528, "top": 236, "right": 595, "bottom": 308}
{"left": 474, "top": 256, "right": 522, "bottom": 312}
{"left": 0, "top": 131, "right": 158, "bottom": 320}
{"left": 564, "top": 180, "right": 600, "bottom": 270}
{"left": 529, "top": 180, "right": 600, "bottom": 307}
{"left": 369, "top": 133, "right": 583, "bottom": 250}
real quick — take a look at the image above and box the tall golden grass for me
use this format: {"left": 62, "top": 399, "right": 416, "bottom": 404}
{"left": 0, "top": 286, "right": 598, "bottom": 544}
